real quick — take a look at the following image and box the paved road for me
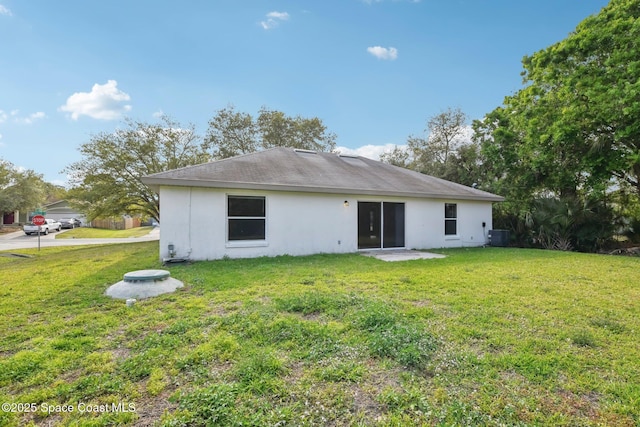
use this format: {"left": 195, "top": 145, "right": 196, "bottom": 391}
{"left": 0, "top": 227, "right": 159, "bottom": 251}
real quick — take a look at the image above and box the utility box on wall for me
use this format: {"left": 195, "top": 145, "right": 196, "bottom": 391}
{"left": 489, "top": 229, "right": 510, "bottom": 247}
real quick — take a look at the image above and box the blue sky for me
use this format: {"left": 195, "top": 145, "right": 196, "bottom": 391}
{"left": 0, "top": 0, "right": 609, "bottom": 185}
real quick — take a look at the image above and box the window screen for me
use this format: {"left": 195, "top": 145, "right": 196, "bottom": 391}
{"left": 445, "top": 203, "right": 457, "bottom": 236}
{"left": 228, "top": 196, "right": 265, "bottom": 240}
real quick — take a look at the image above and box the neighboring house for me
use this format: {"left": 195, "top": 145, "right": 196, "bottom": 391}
{"left": 2, "top": 211, "right": 12, "bottom": 224}
{"left": 142, "top": 147, "right": 504, "bottom": 261}
{"left": 1, "top": 200, "right": 86, "bottom": 226}
{"left": 2, "top": 210, "right": 34, "bottom": 225}
{"left": 2, "top": 211, "right": 20, "bottom": 225}
{"left": 41, "top": 200, "right": 86, "bottom": 225}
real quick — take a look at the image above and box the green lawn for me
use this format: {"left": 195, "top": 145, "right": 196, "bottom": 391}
{"left": 55, "top": 226, "right": 154, "bottom": 239}
{"left": 0, "top": 243, "right": 638, "bottom": 426}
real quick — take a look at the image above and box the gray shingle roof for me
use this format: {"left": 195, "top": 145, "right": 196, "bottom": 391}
{"left": 142, "top": 147, "right": 504, "bottom": 202}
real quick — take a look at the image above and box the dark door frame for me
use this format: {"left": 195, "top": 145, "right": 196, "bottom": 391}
{"left": 357, "top": 201, "right": 405, "bottom": 249}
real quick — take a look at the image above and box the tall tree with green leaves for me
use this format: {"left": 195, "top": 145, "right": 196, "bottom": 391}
{"left": 472, "top": 0, "right": 640, "bottom": 249}
{"left": 425, "top": 107, "right": 467, "bottom": 166}
{"left": 408, "top": 108, "right": 469, "bottom": 176}
{"left": 522, "top": 0, "right": 640, "bottom": 196}
{"left": 379, "top": 145, "right": 410, "bottom": 168}
{"left": 0, "top": 159, "right": 46, "bottom": 225}
{"left": 407, "top": 108, "right": 467, "bottom": 178}
{"left": 205, "top": 105, "right": 259, "bottom": 159}
{"left": 401, "top": 107, "right": 487, "bottom": 186}
{"left": 64, "top": 115, "right": 210, "bottom": 222}
{"left": 257, "top": 106, "right": 337, "bottom": 152}
{"left": 477, "top": 0, "right": 640, "bottom": 198}
{"left": 43, "top": 182, "right": 69, "bottom": 205}
{"left": 205, "top": 106, "right": 337, "bottom": 159}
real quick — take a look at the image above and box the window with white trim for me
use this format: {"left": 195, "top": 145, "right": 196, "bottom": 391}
{"left": 444, "top": 203, "right": 457, "bottom": 236}
{"left": 227, "top": 195, "right": 266, "bottom": 241}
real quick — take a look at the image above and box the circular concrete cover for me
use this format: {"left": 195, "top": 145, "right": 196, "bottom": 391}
{"left": 123, "top": 269, "right": 171, "bottom": 282}
{"left": 106, "top": 269, "right": 184, "bottom": 300}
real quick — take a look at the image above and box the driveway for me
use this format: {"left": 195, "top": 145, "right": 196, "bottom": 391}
{"left": 0, "top": 227, "right": 159, "bottom": 251}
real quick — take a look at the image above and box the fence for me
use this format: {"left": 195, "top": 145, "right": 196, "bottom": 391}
{"left": 91, "top": 217, "right": 141, "bottom": 230}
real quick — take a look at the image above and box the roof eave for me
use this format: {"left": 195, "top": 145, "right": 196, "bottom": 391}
{"left": 142, "top": 177, "right": 505, "bottom": 202}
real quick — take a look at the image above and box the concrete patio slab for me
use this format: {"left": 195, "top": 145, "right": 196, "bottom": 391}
{"left": 361, "top": 250, "right": 446, "bottom": 262}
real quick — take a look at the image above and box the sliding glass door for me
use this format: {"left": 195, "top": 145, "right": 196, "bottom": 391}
{"left": 358, "top": 202, "right": 381, "bottom": 249}
{"left": 358, "top": 202, "right": 405, "bottom": 249}
{"left": 383, "top": 202, "right": 405, "bottom": 248}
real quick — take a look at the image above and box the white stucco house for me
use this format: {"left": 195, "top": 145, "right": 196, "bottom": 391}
{"left": 142, "top": 147, "right": 504, "bottom": 261}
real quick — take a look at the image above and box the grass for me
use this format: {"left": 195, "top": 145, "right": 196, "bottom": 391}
{"left": 0, "top": 243, "right": 639, "bottom": 426}
{"left": 55, "top": 226, "right": 154, "bottom": 239}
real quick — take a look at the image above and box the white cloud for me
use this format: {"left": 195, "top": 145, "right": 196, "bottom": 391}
{"left": 15, "top": 112, "right": 47, "bottom": 125}
{"left": 0, "top": 5, "right": 12, "bottom": 16}
{"left": 267, "top": 11, "right": 289, "bottom": 20}
{"left": 261, "top": 11, "right": 289, "bottom": 30}
{"left": 336, "top": 143, "right": 406, "bottom": 160}
{"left": 0, "top": 110, "right": 46, "bottom": 124}
{"left": 453, "top": 125, "right": 475, "bottom": 144}
{"left": 367, "top": 46, "right": 398, "bottom": 60}
{"left": 59, "top": 80, "right": 132, "bottom": 120}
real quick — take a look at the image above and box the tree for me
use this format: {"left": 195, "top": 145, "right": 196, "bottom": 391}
{"left": 380, "top": 145, "right": 410, "bottom": 168}
{"left": 43, "top": 182, "right": 69, "bottom": 205}
{"left": 0, "top": 159, "right": 46, "bottom": 225}
{"left": 477, "top": 0, "right": 640, "bottom": 198}
{"left": 472, "top": 107, "right": 542, "bottom": 244}
{"left": 425, "top": 107, "right": 467, "bottom": 165}
{"left": 471, "top": 0, "right": 640, "bottom": 251}
{"left": 407, "top": 108, "right": 468, "bottom": 175}
{"left": 205, "top": 106, "right": 337, "bottom": 159}
{"left": 406, "top": 135, "right": 445, "bottom": 177}
{"left": 257, "top": 107, "right": 337, "bottom": 152}
{"left": 64, "top": 115, "right": 210, "bottom": 222}
{"left": 522, "top": 0, "right": 640, "bottom": 197}
{"left": 205, "top": 105, "right": 259, "bottom": 159}
{"left": 401, "top": 107, "right": 488, "bottom": 186}
{"left": 444, "top": 142, "right": 485, "bottom": 188}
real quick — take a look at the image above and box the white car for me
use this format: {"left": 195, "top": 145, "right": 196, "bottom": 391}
{"left": 23, "top": 219, "right": 62, "bottom": 235}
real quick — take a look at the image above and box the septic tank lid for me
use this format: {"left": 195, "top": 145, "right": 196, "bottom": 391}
{"left": 123, "top": 269, "right": 171, "bottom": 282}
{"left": 105, "top": 269, "right": 183, "bottom": 300}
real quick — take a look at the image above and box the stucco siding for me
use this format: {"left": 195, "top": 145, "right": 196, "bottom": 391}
{"left": 405, "top": 200, "right": 492, "bottom": 249}
{"left": 159, "top": 186, "right": 494, "bottom": 261}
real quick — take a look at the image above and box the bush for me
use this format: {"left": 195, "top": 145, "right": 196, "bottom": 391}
{"left": 496, "top": 195, "right": 616, "bottom": 252}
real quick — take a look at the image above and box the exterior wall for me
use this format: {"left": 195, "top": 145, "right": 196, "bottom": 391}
{"left": 159, "top": 186, "right": 494, "bottom": 261}
{"left": 404, "top": 199, "right": 493, "bottom": 249}
{"left": 159, "top": 187, "right": 355, "bottom": 260}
